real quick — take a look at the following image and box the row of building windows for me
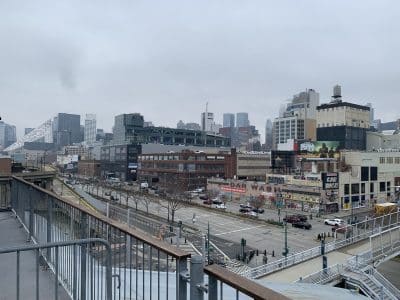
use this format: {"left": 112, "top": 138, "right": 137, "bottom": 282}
{"left": 344, "top": 181, "right": 391, "bottom": 195}
{"left": 139, "top": 155, "right": 227, "bottom": 161}
{"left": 379, "top": 157, "right": 400, "bottom": 164}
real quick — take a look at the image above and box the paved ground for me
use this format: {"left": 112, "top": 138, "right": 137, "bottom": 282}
{"left": 0, "top": 211, "right": 69, "bottom": 300}
{"left": 378, "top": 258, "right": 400, "bottom": 288}
{"left": 81, "top": 183, "right": 350, "bottom": 262}
{"left": 257, "top": 240, "right": 371, "bottom": 283}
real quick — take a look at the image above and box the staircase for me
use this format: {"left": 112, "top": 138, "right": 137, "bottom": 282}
{"left": 343, "top": 268, "right": 398, "bottom": 300}
{"left": 225, "top": 259, "right": 252, "bottom": 274}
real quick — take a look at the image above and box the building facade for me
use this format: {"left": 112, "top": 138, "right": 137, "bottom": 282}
{"left": 0, "top": 121, "right": 17, "bottom": 149}
{"left": 113, "top": 113, "right": 144, "bottom": 144}
{"left": 77, "top": 160, "right": 101, "bottom": 178}
{"left": 339, "top": 150, "right": 400, "bottom": 210}
{"left": 223, "top": 113, "right": 235, "bottom": 128}
{"left": 138, "top": 149, "right": 236, "bottom": 192}
{"left": 100, "top": 144, "right": 142, "bottom": 181}
{"left": 236, "top": 112, "right": 250, "bottom": 128}
{"left": 84, "top": 114, "right": 97, "bottom": 145}
{"left": 201, "top": 112, "right": 214, "bottom": 132}
{"left": 273, "top": 89, "right": 319, "bottom": 149}
{"left": 53, "top": 113, "right": 81, "bottom": 148}
{"left": 316, "top": 102, "right": 370, "bottom": 150}
{"left": 236, "top": 152, "right": 270, "bottom": 181}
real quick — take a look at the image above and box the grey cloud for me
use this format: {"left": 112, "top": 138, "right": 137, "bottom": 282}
{"left": 0, "top": 0, "right": 399, "bottom": 139}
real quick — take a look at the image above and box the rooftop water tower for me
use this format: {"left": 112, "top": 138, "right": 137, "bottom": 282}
{"left": 331, "top": 84, "right": 342, "bottom": 103}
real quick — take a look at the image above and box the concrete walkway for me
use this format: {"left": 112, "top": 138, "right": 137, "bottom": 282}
{"left": 257, "top": 240, "right": 370, "bottom": 283}
{"left": 0, "top": 211, "right": 69, "bottom": 300}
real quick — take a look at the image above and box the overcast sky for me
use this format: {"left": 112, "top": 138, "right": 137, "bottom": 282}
{"left": 1, "top": 0, "right": 399, "bottom": 141}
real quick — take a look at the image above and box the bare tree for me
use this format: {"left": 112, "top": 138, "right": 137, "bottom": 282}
{"left": 250, "top": 195, "right": 266, "bottom": 214}
{"left": 140, "top": 192, "right": 153, "bottom": 214}
{"left": 159, "top": 193, "right": 187, "bottom": 223}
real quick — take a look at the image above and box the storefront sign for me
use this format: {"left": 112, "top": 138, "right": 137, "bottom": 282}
{"left": 321, "top": 172, "right": 339, "bottom": 190}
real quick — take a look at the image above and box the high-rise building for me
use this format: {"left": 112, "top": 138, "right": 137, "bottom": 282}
{"left": 273, "top": 89, "right": 320, "bottom": 149}
{"left": 0, "top": 121, "right": 16, "bottom": 149}
{"left": 316, "top": 85, "right": 370, "bottom": 150}
{"left": 113, "top": 113, "right": 144, "bottom": 144}
{"left": 265, "top": 119, "right": 273, "bottom": 150}
{"left": 84, "top": 114, "right": 97, "bottom": 145}
{"left": 236, "top": 112, "right": 250, "bottom": 127}
{"left": 201, "top": 112, "right": 214, "bottom": 132}
{"left": 223, "top": 113, "right": 235, "bottom": 128}
{"left": 53, "top": 113, "right": 81, "bottom": 148}
{"left": 365, "top": 103, "right": 374, "bottom": 126}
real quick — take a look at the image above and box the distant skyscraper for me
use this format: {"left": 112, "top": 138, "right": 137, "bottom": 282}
{"left": 201, "top": 110, "right": 214, "bottom": 132}
{"left": 113, "top": 113, "right": 144, "bottom": 144}
{"left": 265, "top": 119, "right": 273, "bottom": 150}
{"left": 24, "top": 128, "right": 34, "bottom": 135}
{"left": 53, "top": 113, "right": 81, "bottom": 148}
{"left": 0, "top": 121, "right": 16, "bottom": 149}
{"left": 365, "top": 103, "right": 374, "bottom": 126}
{"left": 223, "top": 113, "right": 235, "bottom": 128}
{"left": 84, "top": 114, "right": 97, "bottom": 145}
{"left": 236, "top": 112, "right": 250, "bottom": 127}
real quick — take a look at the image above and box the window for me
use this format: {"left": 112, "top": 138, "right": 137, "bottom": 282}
{"left": 387, "top": 181, "right": 391, "bottom": 192}
{"left": 395, "top": 157, "right": 400, "bottom": 164}
{"left": 344, "top": 184, "right": 350, "bottom": 195}
{"left": 370, "top": 167, "right": 378, "bottom": 181}
{"left": 361, "top": 183, "right": 365, "bottom": 194}
{"left": 351, "top": 183, "right": 359, "bottom": 194}
{"left": 380, "top": 157, "right": 385, "bottom": 164}
{"left": 361, "top": 167, "right": 369, "bottom": 181}
{"left": 370, "top": 182, "right": 374, "bottom": 193}
{"left": 387, "top": 157, "right": 393, "bottom": 164}
{"left": 380, "top": 182, "right": 386, "bottom": 192}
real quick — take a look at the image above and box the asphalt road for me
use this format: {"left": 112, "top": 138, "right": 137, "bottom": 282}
{"left": 77, "top": 183, "right": 345, "bottom": 262}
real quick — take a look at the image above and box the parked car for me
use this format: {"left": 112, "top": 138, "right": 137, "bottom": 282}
{"left": 324, "top": 218, "right": 344, "bottom": 226}
{"left": 199, "top": 194, "right": 209, "bottom": 200}
{"left": 239, "top": 207, "right": 251, "bottom": 213}
{"left": 252, "top": 208, "right": 265, "bottom": 214}
{"left": 203, "top": 200, "right": 212, "bottom": 205}
{"left": 296, "top": 214, "right": 308, "bottom": 222}
{"left": 292, "top": 221, "right": 312, "bottom": 230}
{"left": 332, "top": 225, "right": 353, "bottom": 234}
{"left": 240, "top": 203, "right": 252, "bottom": 209}
{"left": 246, "top": 211, "right": 258, "bottom": 218}
{"left": 105, "top": 191, "right": 111, "bottom": 196}
{"left": 215, "top": 203, "right": 227, "bottom": 209}
{"left": 212, "top": 198, "right": 223, "bottom": 205}
{"left": 283, "top": 215, "right": 302, "bottom": 224}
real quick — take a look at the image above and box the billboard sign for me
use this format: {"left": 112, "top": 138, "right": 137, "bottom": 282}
{"left": 300, "top": 141, "right": 340, "bottom": 153}
{"left": 321, "top": 172, "right": 339, "bottom": 190}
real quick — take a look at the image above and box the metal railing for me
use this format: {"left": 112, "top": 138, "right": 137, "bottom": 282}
{"left": 0, "top": 238, "right": 112, "bottom": 300}
{"left": 297, "top": 264, "right": 343, "bottom": 284}
{"left": 365, "top": 266, "right": 400, "bottom": 299}
{"left": 9, "top": 176, "right": 289, "bottom": 300}
{"left": 241, "top": 211, "right": 400, "bottom": 278}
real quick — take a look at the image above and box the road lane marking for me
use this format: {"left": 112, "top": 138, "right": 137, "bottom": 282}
{"left": 214, "top": 225, "right": 267, "bottom": 236}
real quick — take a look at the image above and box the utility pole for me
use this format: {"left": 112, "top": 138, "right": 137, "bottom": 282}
{"left": 282, "top": 221, "right": 289, "bottom": 258}
{"left": 207, "top": 222, "right": 210, "bottom": 264}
